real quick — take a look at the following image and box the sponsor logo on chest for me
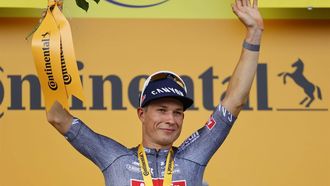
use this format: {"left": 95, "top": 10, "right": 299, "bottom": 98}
{"left": 131, "top": 179, "right": 186, "bottom": 186}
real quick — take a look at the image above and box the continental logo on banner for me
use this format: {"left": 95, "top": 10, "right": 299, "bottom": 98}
{"left": 105, "top": 0, "right": 169, "bottom": 8}
{"left": 0, "top": 59, "right": 328, "bottom": 119}
{"left": 277, "top": 59, "right": 323, "bottom": 109}
{"left": 2, "top": 0, "right": 330, "bottom": 19}
{"left": 0, "top": 67, "right": 4, "bottom": 118}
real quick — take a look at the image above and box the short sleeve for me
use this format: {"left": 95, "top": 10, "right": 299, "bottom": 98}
{"left": 64, "top": 118, "right": 129, "bottom": 171}
{"left": 177, "top": 104, "right": 237, "bottom": 165}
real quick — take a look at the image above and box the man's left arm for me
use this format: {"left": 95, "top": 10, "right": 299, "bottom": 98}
{"left": 222, "top": 0, "right": 264, "bottom": 116}
{"left": 176, "top": 0, "right": 263, "bottom": 165}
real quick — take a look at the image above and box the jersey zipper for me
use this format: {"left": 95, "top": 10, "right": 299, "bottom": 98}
{"left": 154, "top": 151, "right": 160, "bottom": 186}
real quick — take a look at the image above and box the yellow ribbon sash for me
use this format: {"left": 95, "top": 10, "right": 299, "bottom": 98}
{"left": 137, "top": 144, "right": 174, "bottom": 186}
{"left": 32, "top": 0, "right": 84, "bottom": 110}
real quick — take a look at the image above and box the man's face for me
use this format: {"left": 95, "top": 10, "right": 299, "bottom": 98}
{"left": 138, "top": 98, "right": 184, "bottom": 149}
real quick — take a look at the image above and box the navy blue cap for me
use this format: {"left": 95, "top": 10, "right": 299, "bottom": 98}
{"left": 140, "top": 77, "right": 193, "bottom": 111}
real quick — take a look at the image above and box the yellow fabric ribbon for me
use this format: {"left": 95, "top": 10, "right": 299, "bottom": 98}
{"left": 137, "top": 144, "right": 174, "bottom": 186}
{"left": 52, "top": 3, "right": 85, "bottom": 102}
{"left": 32, "top": 0, "right": 84, "bottom": 110}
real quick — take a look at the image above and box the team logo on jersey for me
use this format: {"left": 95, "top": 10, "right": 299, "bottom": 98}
{"left": 205, "top": 114, "right": 216, "bottom": 130}
{"left": 178, "top": 131, "right": 200, "bottom": 152}
{"left": 131, "top": 179, "right": 186, "bottom": 186}
{"left": 125, "top": 161, "right": 141, "bottom": 173}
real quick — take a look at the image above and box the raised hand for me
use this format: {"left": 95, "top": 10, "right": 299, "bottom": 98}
{"left": 232, "top": 0, "right": 264, "bottom": 31}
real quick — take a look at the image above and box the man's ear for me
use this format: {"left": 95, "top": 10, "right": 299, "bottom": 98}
{"left": 137, "top": 107, "right": 145, "bottom": 123}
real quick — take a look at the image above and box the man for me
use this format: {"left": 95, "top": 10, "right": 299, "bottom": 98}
{"left": 47, "top": 0, "right": 264, "bottom": 185}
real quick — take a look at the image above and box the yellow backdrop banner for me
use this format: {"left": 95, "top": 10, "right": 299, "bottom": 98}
{"left": 1, "top": 0, "right": 330, "bottom": 19}
{"left": 0, "top": 18, "right": 329, "bottom": 186}
{"left": 0, "top": 0, "right": 46, "bottom": 8}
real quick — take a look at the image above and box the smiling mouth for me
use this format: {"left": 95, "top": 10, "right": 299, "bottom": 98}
{"left": 159, "top": 128, "right": 175, "bottom": 132}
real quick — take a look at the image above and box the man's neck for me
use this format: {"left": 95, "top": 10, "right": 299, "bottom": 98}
{"left": 142, "top": 141, "right": 172, "bottom": 151}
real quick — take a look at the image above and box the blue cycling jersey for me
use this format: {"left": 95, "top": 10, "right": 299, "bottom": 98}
{"left": 64, "top": 104, "right": 236, "bottom": 186}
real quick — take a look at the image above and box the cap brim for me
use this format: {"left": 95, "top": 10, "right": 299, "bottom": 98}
{"left": 142, "top": 95, "right": 194, "bottom": 111}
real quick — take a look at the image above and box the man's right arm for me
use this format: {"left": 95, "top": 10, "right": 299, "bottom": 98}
{"left": 46, "top": 101, "right": 73, "bottom": 135}
{"left": 46, "top": 101, "right": 129, "bottom": 171}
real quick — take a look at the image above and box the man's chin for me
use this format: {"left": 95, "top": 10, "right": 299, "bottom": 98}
{"left": 157, "top": 136, "right": 179, "bottom": 147}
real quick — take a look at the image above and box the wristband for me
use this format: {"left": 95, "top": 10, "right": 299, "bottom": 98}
{"left": 243, "top": 40, "right": 260, "bottom": 52}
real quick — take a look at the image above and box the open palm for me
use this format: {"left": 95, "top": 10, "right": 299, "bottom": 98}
{"left": 232, "top": 0, "right": 264, "bottom": 31}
